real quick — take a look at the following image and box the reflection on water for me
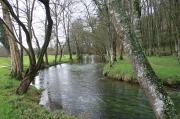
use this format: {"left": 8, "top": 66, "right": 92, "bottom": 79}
{"left": 78, "top": 55, "right": 102, "bottom": 64}
{"left": 33, "top": 61, "right": 157, "bottom": 119}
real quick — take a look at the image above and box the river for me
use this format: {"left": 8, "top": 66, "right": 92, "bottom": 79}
{"left": 33, "top": 56, "right": 180, "bottom": 119}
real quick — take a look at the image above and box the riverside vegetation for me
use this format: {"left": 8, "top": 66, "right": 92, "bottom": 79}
{"left": 104, "top": 56, "right": 180, "bottom": 86}
{"left": 0, "top": 56, "right": 77, "bottom": 119}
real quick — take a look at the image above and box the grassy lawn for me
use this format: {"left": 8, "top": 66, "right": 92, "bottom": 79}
{"left": 104, "top": 56, "right": 180, "bottom": 85}
{"left": 23, "top": 55, "right": 77, "bottom": 66}
{"left": 0, "top": 55, "right": 77, "bottom": 119}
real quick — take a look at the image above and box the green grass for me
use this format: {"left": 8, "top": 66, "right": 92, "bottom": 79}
{"left": 104, "top": 56, "right": 180, "bottom": 85}
{"left": 0, "top": 57, "right": 11, "bottom": 67}
{"left": 23, "top": 55, "right": 77, "bottom": 66}
{"left": 0, "top": 56, "right": 77, "bottom": 119}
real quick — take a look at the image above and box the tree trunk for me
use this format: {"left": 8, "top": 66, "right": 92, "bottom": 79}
{"left": 67, "top": 36, "right": 72, "bottom": 61}
{"left": 19, "top": 26, "right": 23, "bottom": 72}
{"left": 55, "top": 42, "right": 59, "bottom": 64}
{"left": 44, "top": 51, "right": 49, "bottom": 65}
{"left": 62, "top": 5, "right": 72, "bottom": 61}
{"left": 109, "top": 0, "right": 177, "bottom": 118}
{"left": 16, "top": 0, "right": 23, "bottom": 72}
{"left": 43, "top": 17, "right": 49, "bottom": 65}
{"left": 74, "top": 37, "right": 82, "bottom": 60}
{"left": 16, "top": 0, "right": 53, "bottom": 94}
{"left": 16, "top": 72, "right": 35, "bottom": 95}
{"left": 32, "top": 27, "right": 41, "bottom": 57}
{"left": 119, "top": 42, "right": 123, "bottom": 60}
{"left": 1, "top": 2, "right": 22, "bottom": 78}
{"left": 54, "top": 3, "right": 59, "bottom": 64}
{"left": 59, "top": 49, "right": 63, "bottom": 62}
{"left": 112, "top": 34, "right": 117, "bottom": 62}
{"left": 105, "top": 2, "right": 117, "bottom": 65}
{"left": 58, "top": 42, "right": 64, "bottom": 62}
{"left": 67, "top": 22, "right": 73, "bottom": 61}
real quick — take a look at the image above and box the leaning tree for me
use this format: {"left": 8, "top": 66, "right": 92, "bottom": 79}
{"left": 1, "top": 0, "right": 53, "bottom": 94}
{"left": 93, "top": 0, "right": 177, "bottom": 118}
{"left": 111, "top": 0, "right": 177, "bottom": 118}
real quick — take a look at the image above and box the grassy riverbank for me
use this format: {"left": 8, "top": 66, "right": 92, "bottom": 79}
{"left": 104, "top": 56, "right": 180, "bottom": 86}
{"left": 24, "top": 55, "right": 77, "bottom": 66}
{"left": 0, "top": 56, "right": 76, "bottom": 119}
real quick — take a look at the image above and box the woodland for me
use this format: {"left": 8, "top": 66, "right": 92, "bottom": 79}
{"left": 0, "top": 0, "right": 180, "bottom": 119}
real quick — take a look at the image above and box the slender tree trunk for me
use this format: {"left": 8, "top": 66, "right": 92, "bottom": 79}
{"left": 58, "top": 42, "right": 64, "bottom": 62}
{"left": 59, "top": 48, "right": 63, "bottom": 62}
{"left": 1, "top": 2, "right": 22, "bottom": 78}
{"left": 19, "top": 26, "right": 23, "bottom": 72}
{"left": 32, "top": 27, "right": 41, "bottom": 57}
{"left": 54, "top": 3, "right": 59, "bottom": 64}
{"left": 62, "top": 7, "right": 72, "bottom": 61}
{"left": 16, "top": 0, "right": 23, "bottom": 72}
{"left": 54, "top": 42, "right": 59, "bottom": 64}
{"left": 74, "top": 37, "right": 82, "bottom": 60}
{"left": 119, "top": 42, "right": 124, "bottom": 60}
{"left": 67, "top": 19, "right": 72, "bottom": 61}
{"left": 44, "top": 51, "right": 49, "bottom": 65}
{"left": 44, "top": 17, "right": 49, "bottom": 65}
{"left": 67, "top": 35, "right": 72, "bottom": 61}
{"left": 112, "top": 33, "right": 117, "bottom": 62}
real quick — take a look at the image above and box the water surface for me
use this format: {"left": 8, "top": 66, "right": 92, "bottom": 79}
{"left": 34, "top": 62, "right": 157, "bottom": 119}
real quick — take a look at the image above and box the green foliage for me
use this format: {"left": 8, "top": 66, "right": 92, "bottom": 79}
{"left": 104, "top": 56, "right": 180, "bottom": 85}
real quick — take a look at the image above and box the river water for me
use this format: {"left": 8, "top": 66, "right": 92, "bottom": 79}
{"left": 33, "top": 56, "right": 179, "bottom": 119}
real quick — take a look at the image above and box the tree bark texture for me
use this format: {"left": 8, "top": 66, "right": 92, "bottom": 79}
{"left": 1, "top": 1, "right": 22, "bottom": 78}
{"left": 109, "top": 0, "right": 177, "bottom": 118}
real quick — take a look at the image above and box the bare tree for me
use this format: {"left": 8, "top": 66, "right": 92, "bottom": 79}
{"left": 1, "top": 0, "right": 53, "bottom": 94}
{"left": 50, "top": 0, "right": 64, "bottom": 64}
{"left": 62, "top": 0, "right": 73, "bottom": 61}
